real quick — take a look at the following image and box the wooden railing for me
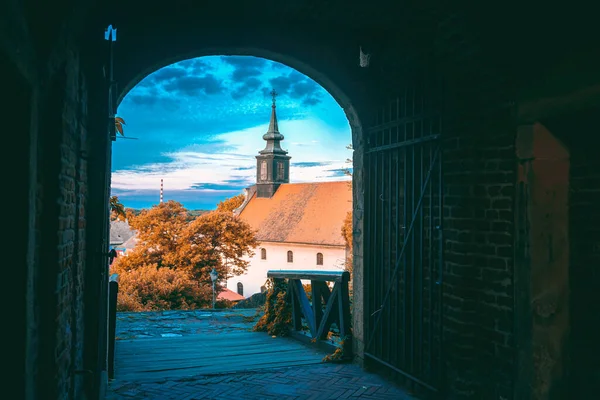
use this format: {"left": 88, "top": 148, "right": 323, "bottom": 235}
{"left": 108, "top": 273, "right": 119, "bottom": 379}
{"left": 267, "top": 270, "right": 352, "bottom": 357}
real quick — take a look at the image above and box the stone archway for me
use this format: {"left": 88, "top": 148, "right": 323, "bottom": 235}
{"left": 112, "top": 47, "right": 369, "bottom": 359}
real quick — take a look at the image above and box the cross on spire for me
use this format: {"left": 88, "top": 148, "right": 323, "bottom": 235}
{"left": 270, "top": 89, "right": 278, "bottom": 107}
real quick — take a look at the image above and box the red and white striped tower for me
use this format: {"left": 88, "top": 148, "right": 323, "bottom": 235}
{"left": 160, "top": 179, "right": 164, "bottom": 203}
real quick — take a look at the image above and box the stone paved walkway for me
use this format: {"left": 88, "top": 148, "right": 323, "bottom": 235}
{"left": 107, "top": 363, "right": 414, "bottom": 400}
{"left": 107, "top": 310, "right": 415, "bottom": 400}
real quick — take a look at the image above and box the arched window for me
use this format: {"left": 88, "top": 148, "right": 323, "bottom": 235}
{"left": 287, "top": 250, "right": 294, "bottom": 263}
{"left": 260, "top": 160, "right": 267, "bottom": 181}
{"left": 237, "top": 282, "right": 244, "bottom": 296}
{"left": 277, "top": 161, "right": 285, "bottom": 180}
{"left": 316, "top": 252, "right": 324, "bottom": 265}
{"left": 260, "top": 248, "right": 267, "bottom": 260}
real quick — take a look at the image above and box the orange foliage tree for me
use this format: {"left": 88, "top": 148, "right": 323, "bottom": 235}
{"left": 110, "top": 199, "right": 258, "bottom": 310}
{"left": 216, "top": 193, "right": 245, "bottom": 212}
{"left": 340, "top": 211, "right": 353, "bottom": 277}
{"left": 176, "top": 210, "right": 259, "bottom": 283}
{"left": 110, "top": 195, "right": 126, "bottom": 221}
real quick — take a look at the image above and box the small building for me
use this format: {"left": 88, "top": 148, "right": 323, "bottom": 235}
{"left": 217, "top": 287, "right": 245, "bottom": 303}
{"left": 231, "top": 94, "right": 352, "bottom": 297}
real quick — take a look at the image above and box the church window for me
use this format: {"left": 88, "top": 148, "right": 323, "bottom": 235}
{"left": 237, "top": 282, "right": 244, "bottom": 296}
{"left": 260, "top": 248, "right": 267, "bottom": 260}
{"left": 277, "top": 161, "right": 285, "bottom": 180}
{"left": 287, "top": 250, "right": 293, "bottom": 263}
{"left": 260, "top": 160, "right": 267, "bottom": 181}
{"left": 316, "top": 252, "right": 323, "bottom": 265}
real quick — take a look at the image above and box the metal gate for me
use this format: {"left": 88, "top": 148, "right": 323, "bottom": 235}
{"left": 364, "top": 79, "right": 444, "bottom": 394}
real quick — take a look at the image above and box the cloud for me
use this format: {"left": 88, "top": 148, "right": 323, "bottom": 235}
{"left": 113, "top": 56, "right": 353, "bottom": 210}
{"left": 176, "top": 59, "right": 211, "bottom": 74}
{"left": 294, "top": 161, "right": 333, "bottom": 168}
{"left": 262, "top": 71, "right": 323, "bottom": 106}
{"left": 150, "top": 66, "right": 189, "bottom": 82}
{"left": 271, "top": 62, "right": 287, "bottom": 70}
{"left": 190, "top": 183, "right": 249, "bottom": 191}
{"left": 221, "top": 56, "right": 267, "bottom": 68}
{"left": 232, "top": 67, "right": 262, "bottom": 81}
{"left": 327, "top": 168, "right": 351, "bottom": 177}
{"left": 231, "top": 77, "right": 263, "bottom": 100}
{"left": 164, "top": 74, "right": 224, "bottom": 96}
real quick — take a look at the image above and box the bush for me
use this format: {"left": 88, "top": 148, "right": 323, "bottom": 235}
{"left": 113, "top": 263, "right": 212, "bottom": 311}
{"left": 215, "top": 299, "right": 234, "bottom": 309}
{"left": 253, "top": 278, "right": 291, "bottom": 336}
{"left": 234, "top": 291, "right": 267, "bottom": 309}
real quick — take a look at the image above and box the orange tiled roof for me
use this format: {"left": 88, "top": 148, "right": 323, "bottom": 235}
{"left": 238, "top": 181, "right": 352, "bottom": 246}
{"left": 218, "top": 288, "right": 245, "bottom": 302}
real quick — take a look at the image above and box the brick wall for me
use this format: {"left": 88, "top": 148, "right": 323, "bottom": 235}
{"left": 34, "top": 55, "right": 90, "bottom": 399}
{"left": 2, "top": 3, "right": 95, "bottom": 397}
{"left": 434, "top": 8, "right": 518, "bottom": 398}
{"left": 442, "top": 107, "right": 516, "bottom": 399}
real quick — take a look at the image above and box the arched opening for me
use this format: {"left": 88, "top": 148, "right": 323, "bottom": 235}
{"left": 316, "top": 252, "right": 324, "bottom": 266}
{"left": 107, "top": 52, "right": 357, "bottom": 388}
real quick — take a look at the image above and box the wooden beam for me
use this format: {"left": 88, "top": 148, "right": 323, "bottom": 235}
{"left": 268, "top": 270, "right": 350, "bottom": 282}
{"left": 315, "top": 283, "right": 340, "bottom": 340}
{"left": 290, "top": 279, "right": 316, "bottom": 336}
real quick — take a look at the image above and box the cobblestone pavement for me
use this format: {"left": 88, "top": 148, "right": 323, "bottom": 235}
{"left": 107, "top": 310, "right": 415, "bottom": 399}
{"left": 115, "top": 309, "right": 260, "bottom": 340}
{"left": 107, "top": 362, "right": 414, "bottom": 400}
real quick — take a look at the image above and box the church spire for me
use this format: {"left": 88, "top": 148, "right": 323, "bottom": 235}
{"left": 260, "top": 89, "right": 287, "bottom": 154}
{"left": 266, "top": 89, "right": 279, "bottom": 134}
{"left": 255, "top": 89, "right": 291, "bottom": 198}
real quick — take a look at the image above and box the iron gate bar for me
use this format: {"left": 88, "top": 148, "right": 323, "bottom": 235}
{"left": 428, "top": 141, "right": 434, "bottom": 378}
{"left": 403, "top": 120, "right": 408, "bottom": 367}
{"left": 437, "top": 134, "right": 444, "bottom": 387}
{"left": 410, "top": 114, "right": 415, "bottom": 373}
{"left": 365, "top": 353, "right": 439, "bottom": 393}
{"left": 366, "top": 134, "right": 440, "bottom": 154}
{"left": 366, "top": 145, "right": 441, "bottom": 352}
{"left": 386, "top": 126, "right": 392, "bottom": 366}
{"left": 364, "top": 83, "right": 444, "bottom": 392}
{"left": 393, "top": 133, "right": 399, "bottom": 368}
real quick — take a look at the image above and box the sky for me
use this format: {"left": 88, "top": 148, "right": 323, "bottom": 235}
{"left": 111, "top": 56, "right": 353, "bottom": 210}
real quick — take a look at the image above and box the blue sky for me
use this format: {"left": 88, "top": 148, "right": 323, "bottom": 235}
{"left": 111, "top": 56, "right": 353, "bottom": 210}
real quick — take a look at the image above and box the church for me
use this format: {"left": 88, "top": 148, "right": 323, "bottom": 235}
{"left": 229, "top": 92, "right": 352, "bottom": 298}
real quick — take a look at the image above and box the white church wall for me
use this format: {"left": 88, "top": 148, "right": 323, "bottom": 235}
{"left": 226, "top": 241, "right": 347, "bottom": 298}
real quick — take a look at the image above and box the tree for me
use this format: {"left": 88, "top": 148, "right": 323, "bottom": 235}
{"left": 176, "top": 211, "right": 259, "bottom": 285}
{"left": 110, "top": 201, "right": 259, "bottom": 310}
{"left": 111, "top": 263, "right": 212, "bottom": 311}
{"left": 125, "top": 200, "right": 188, "bottom": 268}
{"left": 110, "top": 195, "right": 126, "bottom": 221}
{"left": 341, "top": 211, "right": 353, "bottom": 277}
{"left": 216, "top": 193, "right": 245, "bottom": 213}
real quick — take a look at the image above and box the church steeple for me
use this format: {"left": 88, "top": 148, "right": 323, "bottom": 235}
{"left": 256, "top": 90, "right": 291, "bottom": 198}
